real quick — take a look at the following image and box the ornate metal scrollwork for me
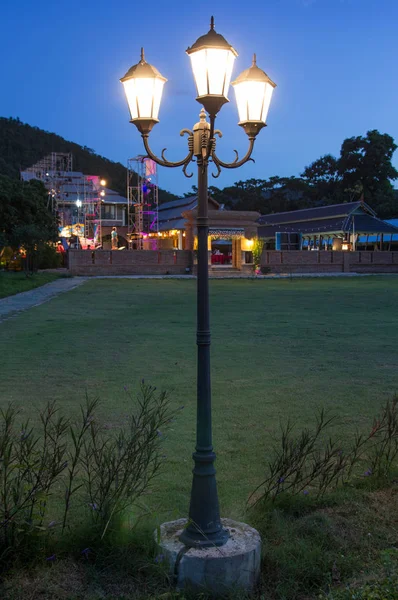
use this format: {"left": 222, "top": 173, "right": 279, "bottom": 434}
{"left": 211, "top": 137, "right": 256, "bottom": 170}
{"left": 142, "top": 122, "right": 256, "bottom": 180}
{"left": 211, "top": 161, "right": 222, "bottom": 179}
{"left": 142, "top": 130, "right": 194, "bottom": 178}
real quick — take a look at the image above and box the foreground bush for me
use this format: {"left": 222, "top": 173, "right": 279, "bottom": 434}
{"left": 0, "top": 383, "right": 174, "bottom": 563}
{"left": 249, "top": 398, "right": 398, "bottom": 600}
{"left": 249, "top": 397, "right": 398, "bottom": 507}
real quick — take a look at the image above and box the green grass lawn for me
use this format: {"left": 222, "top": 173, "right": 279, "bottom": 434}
{"left": 0, "top": 276, "right": 397, "bottom": 521}
{"left": 1, "top": 276, "right": 398, "bottom": 599}
{"left": 0, "top": 271, "right": 60, "bottom": 298}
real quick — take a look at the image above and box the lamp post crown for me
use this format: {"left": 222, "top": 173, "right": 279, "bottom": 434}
{"left": 232, "top": 54, "right": 276, "bottom": 87}
{"left": 120, "top": 48, "right": 167, "bottom": 82}
{"left": 186, "top": 16, "right": 238, "bottom": 56}
{"left": 195, "top": 108, "right": 209, "bottom": 126}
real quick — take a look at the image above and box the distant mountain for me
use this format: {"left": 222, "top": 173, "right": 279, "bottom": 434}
{"left": 0, "top": 117, "right": 179, "bottom": 204}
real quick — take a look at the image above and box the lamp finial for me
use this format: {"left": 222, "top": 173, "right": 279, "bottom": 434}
{"left": 210, "top": 16, "right": 215, "bottom": 30}
{"left": 252, "top": 53, "right": 257, "bottom": 66}
{"left": 140, "top": 47, "right": 145, "bottom": 62}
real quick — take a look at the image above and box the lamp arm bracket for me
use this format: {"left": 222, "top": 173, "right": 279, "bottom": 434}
{"left": 211, "top": 137, "right": 256, "bottom": 170}
{"left": 183, "top": 160, "right": 194, "bottom": 178}
{"left": 142, "top": 131, "right": 194, "bottom": 170}
{"left": 211, "top": 161, "right": 222, "bottom": 179}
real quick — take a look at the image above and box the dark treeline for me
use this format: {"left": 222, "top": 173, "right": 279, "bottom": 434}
{"left": 1, "top": 118, "right": 397, "bottom": 218}
{"left": 186, "top": 130, "right": 398, "bottom": 218}
{"left": 0, "top": 117, "right": 179, "bottom": 204}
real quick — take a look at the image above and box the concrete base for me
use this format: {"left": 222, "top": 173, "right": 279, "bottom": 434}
{"left": 155, "top": 518, "right": 261, "bottom": 596}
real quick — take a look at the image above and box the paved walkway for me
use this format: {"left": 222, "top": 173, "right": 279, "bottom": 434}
{"left": 0, "top": 277, "right": 86, "bottom": 322}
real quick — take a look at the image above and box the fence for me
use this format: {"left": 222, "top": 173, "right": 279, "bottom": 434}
{"left": 68, "top": 250, "right": 192, "bottom": 276}
{"left": 261, "top": 250, "right": 398, "bottom": 274}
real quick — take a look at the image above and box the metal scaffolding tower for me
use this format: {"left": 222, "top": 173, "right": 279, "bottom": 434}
{"left": 21, "top": 154, "right": 102, "bottom": 247}
{"left": 127, "top": 156, "right": 159, "bottom": 249}
{"left": 21, "top": 152, "right": 73, "bottom": 213}
{"left": 83, "top": 176, "right": 102, "bottom": 247}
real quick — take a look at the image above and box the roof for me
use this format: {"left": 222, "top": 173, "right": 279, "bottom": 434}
{"left": 158, "top": 196, "right": 198, "bottom": 211}
{"left": 100, "top": 188, "right": 128, "bottom": 205}
{"left": 158, "top": 195, "right": 219, "bottom": 231}
{"left": 358, "top": 219, "right": 398, "bottom": 243}
{"left": 258, "top": 217, "right": 349, "bottom": 237}
{"left": 257, "top": 201, "right": 375, "bottom": 226}
{"left": 57, "top": 186, "right": 127, "bottom": 205}
{"left": 257, "top": 201, "right": 398, "bottom": 238}
{"left": 158, "top": 196, "right": 198, "bottom": 224}
{"left": 347, "top": 214, "right": 398, "bottom": 234}
{"left": 158, "top": 218, "right": 187, "bottom": 232}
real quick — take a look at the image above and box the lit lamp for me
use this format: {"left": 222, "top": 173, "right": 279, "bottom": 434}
{"left": 120, "top": 48, "right": 167, "bottom": 135}
{"left": 120, "top": 17, "right": 276, "bottom": 555}
{"left": 100, "top": 178, "right": 107, "bottom": 187}
{"left": 342, "top": 239, "right": 350, "bottom": 251}
{"left": 241, "top": 238, "right": 254, "bottom": 251}
{"left": 75, "top": 199, "right": 82, "bottom": 208}
{"left": 232, "top": 54, "right": 276, "bottom": 137}
{"left": 186, "top": 16, "right": 237, "bottom": 116}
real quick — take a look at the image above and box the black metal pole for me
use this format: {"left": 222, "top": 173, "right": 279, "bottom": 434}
{"left": 179, "top": 156, "right": 229, "bottom": 548}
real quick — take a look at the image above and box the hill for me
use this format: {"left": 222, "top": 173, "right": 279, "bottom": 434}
{"left": 0, "top": 117, "right": 179, "bottom": 203}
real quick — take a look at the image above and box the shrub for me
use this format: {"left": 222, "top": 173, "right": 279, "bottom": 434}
{"left": 36, "top": 244, "right": 62, "bottom": 269}
{"left": 249, "top": 398, "right": 398, "bottom": 508}
{"left": 0, "top": 383, "right": 174, "bottom": 564}
{"left": 252, "top": 239, "right": 264, "bottom": 269}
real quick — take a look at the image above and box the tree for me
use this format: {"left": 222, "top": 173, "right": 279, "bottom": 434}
{"left": 300, "top": 131, "right": 398, "bottom": 216}
{"left": 301, "top": 154, "right": 341, "bottom": 205}
{"left": 338, "top": 130, "right": 398, "bottom": 216}
{"left": 0, "top": 175, "right": 58, "bottom": 269}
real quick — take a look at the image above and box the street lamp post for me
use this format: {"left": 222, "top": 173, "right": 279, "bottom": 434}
{"left": 121, "top": 17, "right": 275, "bottom": 548}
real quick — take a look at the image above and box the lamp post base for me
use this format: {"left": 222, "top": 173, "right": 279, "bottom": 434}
{"left": 155, "top": 518, "right": 261, "bottom": 595}
{"left": 179, "top": 522, "right": 229, "bottom": 548}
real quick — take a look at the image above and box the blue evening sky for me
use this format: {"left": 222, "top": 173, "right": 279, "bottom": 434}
{"left": 1, "top": 0, "right": 397, "bottom": 196}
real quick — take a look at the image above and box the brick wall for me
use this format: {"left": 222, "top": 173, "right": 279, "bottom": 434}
{"left": 68, "top": 250, "right": 193, "bottom": 275}
{"left": 261, "top": 250, "right": 398, "bottom": 274}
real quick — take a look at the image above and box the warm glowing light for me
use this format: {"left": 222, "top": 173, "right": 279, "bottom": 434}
{"left": 123, "top": 77, "right": 165, "bottom": 120}
{"left": 100, "top": 179, "right": 106, "bottom": 187}
{"left": 234, "top": 80, "right": 274, "bottom": 123}
{"left": 342, "top": 242, "right": 349, "bottom": 251}
{"left": 241, "top": 238, "right": 254, "bottom": 251}
{"left": 157, "top": 232, "right": 162, "bottom": 236}
{"left": 232, "top": 55, "right": 276, "bottom": 128}
{"left": 189, "top": 48, "right": 235, "bottom": 98}
{"left": 121, "top": 49, "right": 167, "bottom": 130}
{"left": 186, "top": 18, "right": 238, "bottom": 114}
{"left": 100, "top": 190, "right": 105, "bottom": 197}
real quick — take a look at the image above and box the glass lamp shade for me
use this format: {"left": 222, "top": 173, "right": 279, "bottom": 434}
{"left": 120, "top": 48, "right": 167, "bottom": 135}
{"left": 232, "top": 54, "right": 276, "bottom": 137}
{"left": 186, "top": 17, "right": 238, "bottom": 116}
